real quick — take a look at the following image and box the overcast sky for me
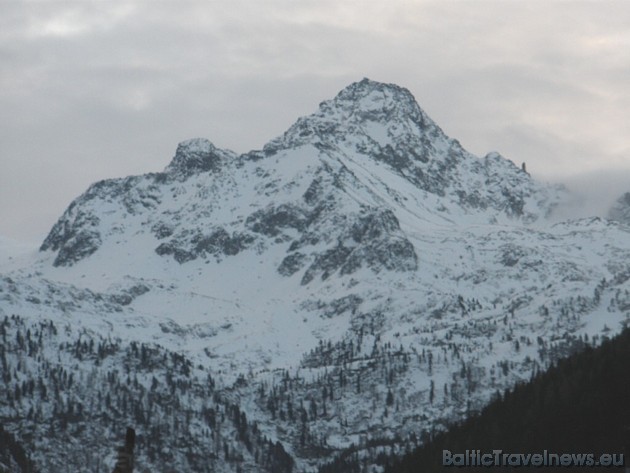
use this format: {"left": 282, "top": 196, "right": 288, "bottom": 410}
{"left": 1, "top": 1, "right": 629, "bottom": 243}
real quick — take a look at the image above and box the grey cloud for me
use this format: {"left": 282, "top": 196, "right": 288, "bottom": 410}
{"left": 1, "top": 1, "right": 629, "bottom": 242}
{"left": 549, "top": 169, "right": 630, "bottom": 222}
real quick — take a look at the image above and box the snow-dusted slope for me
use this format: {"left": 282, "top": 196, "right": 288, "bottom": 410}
{"left": 1, "top": 79, "right": 629, "bottom": 473}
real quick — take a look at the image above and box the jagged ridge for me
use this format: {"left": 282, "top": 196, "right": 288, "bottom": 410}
{"left": 39, "top": 79, "right": 563, "bottom": 269}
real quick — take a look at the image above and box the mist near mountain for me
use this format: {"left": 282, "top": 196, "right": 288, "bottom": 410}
{"left": 546, "top": 169, "right": 630, "bottom": 222}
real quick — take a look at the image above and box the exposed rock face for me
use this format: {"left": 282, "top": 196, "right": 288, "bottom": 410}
{"left": 297, "top": 208, "right": 418, "bottom": 285}
{"left": 165, "top": 138, "right": 234, "bottom": 180}
{"left": 244, "top": 201, "right": 418, "bottom": 283}
{"left": 155, "top": 228, "right": 254, "bottom": 263}
{"left": 40, "top": 208, "right": 102, "bottom": 267}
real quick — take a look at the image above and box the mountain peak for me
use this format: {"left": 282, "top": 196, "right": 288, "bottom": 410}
{"left": 164, "top": 138, "right": 235, "bottom": 179}
{"left": 318, "top": 77, "right": 427, "bottom": 127}
{"left": 263, "top": 78, "right": 438, "bottom": 154}
{"left": 327, "top": 78, "right": 418, "bottom": 112}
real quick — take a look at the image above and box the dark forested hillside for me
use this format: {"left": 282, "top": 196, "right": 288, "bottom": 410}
{"left": 0, "top": 424, "right": 35, "bottom": 473}
{"left": 385, "top": 327, "right": 630, "bottom": 472}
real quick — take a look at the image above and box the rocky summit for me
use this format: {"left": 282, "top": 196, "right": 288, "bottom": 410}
{"left": 1, "top": 79, "right": 629, "bottom": 473}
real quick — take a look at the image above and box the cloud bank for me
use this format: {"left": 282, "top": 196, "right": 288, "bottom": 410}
{"left": 1, "top": 1, "right": 629, "bottom": 241}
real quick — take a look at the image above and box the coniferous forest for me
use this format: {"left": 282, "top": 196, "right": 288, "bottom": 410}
{"left": 319, "top": 327, "right": 630, "bottom": 472}
{"left": 388, "top": 327, "right": 630, "bottom": 472}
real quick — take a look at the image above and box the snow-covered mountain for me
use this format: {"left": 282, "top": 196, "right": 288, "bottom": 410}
{"left": 1, "top": 79, "right": 629, "bottom": 473}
